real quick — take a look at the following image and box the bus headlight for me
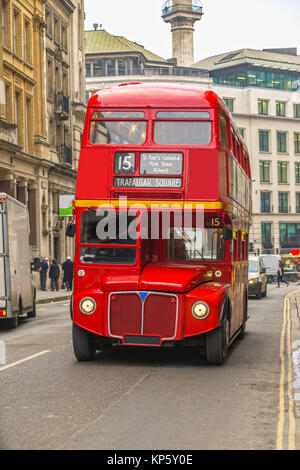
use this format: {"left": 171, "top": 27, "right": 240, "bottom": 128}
{"left": 192, "top": 301, "right": 209, "bottom": 319}
{"left": 80, "top": 297, "right": 96, "bottom": 315}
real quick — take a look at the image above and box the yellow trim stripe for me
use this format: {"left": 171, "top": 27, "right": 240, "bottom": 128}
{"left": 74, "top": 199, "right": 231, "bottom": 210}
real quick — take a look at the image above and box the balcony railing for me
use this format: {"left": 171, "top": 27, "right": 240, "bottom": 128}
{"left": 86, "top": 66, "right": 208, "bottom": 79}
{"left": 59, "top": 145, "right": 72, "bottom": 165}
{"left": 54, "top": 92, "right": 69, "bottom": 120}
{"left": 162, "top": 1, "right": 203, "bottom": 17}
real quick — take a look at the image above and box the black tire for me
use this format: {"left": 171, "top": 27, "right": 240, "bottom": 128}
{"left": 70, "top": 295, "right": 73, "bottom": 320}
{"left": 206, "top": 318, "right": 230, "bottom": 365}
{"left": 72, "top": 323, "right": 96, "bottom": 361}
{"left": 262, "top": 284, "right": 267, "bottom": 298}
{"left": 27, "top": 290, "right": 37, "bottom": 318}
{"left": 239, "top": 294, "right": 248, "bottom": 340}
{"left": 256, "top": 284, "right": 262, "bottom": 299}
{"left": 5, "top": 315, "right": 18, "bottom": 329}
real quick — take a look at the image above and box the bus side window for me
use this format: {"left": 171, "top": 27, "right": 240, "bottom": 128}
{"left": 219, "top": 114, "right": 229, "bottom": 150}
{"left": 241, "top": 232, "right": 247, "bottom": 260}
{"left": 237, "top": 231, "right": 241, "bottom": 262}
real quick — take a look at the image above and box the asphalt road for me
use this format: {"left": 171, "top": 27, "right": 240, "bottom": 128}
{"left": 0, "top": 284, "right": 299, "bottom": 451}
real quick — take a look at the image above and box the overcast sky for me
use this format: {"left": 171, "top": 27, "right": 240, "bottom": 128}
{"left": 84, "top": 0, "right": 300, "bottom": 62}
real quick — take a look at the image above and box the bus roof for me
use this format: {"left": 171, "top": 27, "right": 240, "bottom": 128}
{"left": 88, "top": 83, "right": 227, "bottom": 111}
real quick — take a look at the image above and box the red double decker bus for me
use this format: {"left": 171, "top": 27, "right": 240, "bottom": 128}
{"left": 69, "top": 83, "right": 251, "bottom": 365}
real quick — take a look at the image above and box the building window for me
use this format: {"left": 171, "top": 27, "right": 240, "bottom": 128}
{"left": 62, "top": 70, "right": 68, "bottom": 96}
{"left": 294, "top": 104, "right": 300, "bottom": 118}
{"left": 261, "top": 191, "right": 271, "bottom": 213}
{"left": 295, "top": 163, "right": 300, "bottom": 183}
{"left": 248, "top": 70, "right": 265, "bottom": 88}
{"left": 258, "top": 99, "right": 268, "bottom": 115}
{"left": 280, "top": 223, "right": 300, "bottom": 248}
{"left": 261, "top": 223, "right": 272, "bottom": 247}
{"left": 260, "top": 161, "right": 270, "bottom": 182}
{"left": 223, "top": 98, "right": 234, "bottom": 112}
{"left": 278, "top": 192, "right": 289, "bottom": 213}
{"left": 238, "top": 128, "right": 245, "bottom": 138}
{"left": 24, "top": 19, "right": 31, "bottom": 63}
{"left": 85, "top": 91, "right": 91, "bottom": 104}
{"left": 214, "top": 69, "right": 296, "bottom": 91}
{"left": 47, "top": 59, "right": 53, "bottom": 98}
{"left": 296, "top": 194, "right": 300, "bottom": 213}
{"left": 45, "top": 8, "right": 52, "bottom": 37}
{"left": 13, "top": 9, "right": 20, "bottom": 55}
{"left": 54, "top": 16, "right": 60, "bottom": 44}
{"left": 278, "top": 162, "right": 288, "bottom": 183}
{"left": 259, "top": 130, "right": 269, "bottom": 152}
{"left": 4, "top": 82, "right": 11, "bottom": 121}
{"left": 15, "top": 91, "right": 22, "bottom": 145}
{"left": 118, "top": 59, "right": 127, "bottom": 76}
{"left": 106, "top": 59, "right": 116, "bottom": 76}
{"left": 295, "top": 133, "right": 300, "bottom": 153}
{"left": 93, "top": 60, "right": 102, "bottom": 77}
{"left": 1, "top": 0, "right": 7, "bottom": 46}
{"left": 61, "top": 23, "right": 67, "bottom": 50}
{"left": 277, "top": 131, "right": 287, "bottom": 153}
{"left": 25, "top": 97, "right": 32, "bottom": 152}
{"left": 276, "top": 101, "right": 286, "bottom": 117}
{"left": 85, "top": 62, "right": 91, "bottom": 77}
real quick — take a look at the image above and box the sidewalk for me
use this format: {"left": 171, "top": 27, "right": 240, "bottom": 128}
{"left": 275, "top": 284, "right": 300, "bottom": 449}
{"left": 36, "top": 288, "right": 72, "bottom": 305}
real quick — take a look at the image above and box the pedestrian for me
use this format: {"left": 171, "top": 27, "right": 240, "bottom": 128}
{"left": 62, "top": 256, "right": 73, "bottom": 291}
{"left": 49, "top": 259, "right": 60, "bottom": 291}
{"left": 277, "top": 261, "right": 289, "bottom": 287}
{"left": 39, "top": 257, "right": 49, "bottom": 291}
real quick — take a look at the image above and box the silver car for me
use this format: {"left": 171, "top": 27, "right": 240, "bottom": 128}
{"left": 248, "top": 256, "right": 268, "bottom": 298}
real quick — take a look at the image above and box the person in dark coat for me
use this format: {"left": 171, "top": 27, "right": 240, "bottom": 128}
{"left": 277, "top": 260, "right": 289, "bottom": 287}
{"left": 62, "top": 256, "right": 73, "bottom": 291}
{"left": 49, "top": 260, "right": 60, "bottom": 291}
{"left": 39, "top": 257, "right": 49, "bottom": 291}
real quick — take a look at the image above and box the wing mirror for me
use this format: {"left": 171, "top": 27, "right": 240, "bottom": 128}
{"left": 222, "top": 225, "right": 233, "bottom": 240}
{"left": 66, "top": 223, "right": 76, "bottom": 237}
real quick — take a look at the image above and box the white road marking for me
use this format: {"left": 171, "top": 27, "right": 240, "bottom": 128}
{"left": 0, "top": 350, "right": 50, "bottom": 372}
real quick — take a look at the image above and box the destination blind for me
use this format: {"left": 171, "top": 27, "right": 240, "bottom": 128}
{"left": 113, "top": 177, "right": 182, "bottom": 188}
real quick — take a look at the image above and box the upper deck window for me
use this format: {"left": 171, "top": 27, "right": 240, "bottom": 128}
{"left": 90, "top": 111, "right": 146, "bottom": 145}
{"left": 92, "top": 111, "right": 145, "bottom": 119}
{"left": 156, "top": 111, "right": 210, "bottom": 119}
{"left": 154, "top": 121, "right": 211, "bottom": 146}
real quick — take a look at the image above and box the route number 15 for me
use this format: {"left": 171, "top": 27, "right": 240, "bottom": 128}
{"left": 114, "top": 152, "right": 135, "bottom": 175}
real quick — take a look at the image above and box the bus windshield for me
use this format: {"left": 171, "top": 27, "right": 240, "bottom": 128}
{"left": 167, "top": 227, "right": 224, "bottom": 261}
{"left": 90, "top": 121, "right": 147, "bottom": 145}
{"left": 80, "top": 211, "right": 138, "bottom": 265}
{"left": 154, "top": 121, "right": 211, "bottom": 145}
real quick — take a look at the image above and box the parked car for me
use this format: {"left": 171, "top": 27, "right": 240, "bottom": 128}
{"left": 248, "top": 256, "right": 268, "bottom": 298}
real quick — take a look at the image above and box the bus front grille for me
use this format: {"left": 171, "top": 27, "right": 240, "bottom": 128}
{"left": 108, "top": 292, "right": 178, "bottom": 341}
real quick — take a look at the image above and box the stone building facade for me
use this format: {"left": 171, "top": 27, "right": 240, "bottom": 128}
{"left": 0, "top": 0, "right": 86, "bottom": 263}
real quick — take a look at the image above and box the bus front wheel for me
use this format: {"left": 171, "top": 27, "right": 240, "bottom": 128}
{"left": 206, "top": 319, "right": 230, "bottom": 365}
{"left": 72, "top": 323, "right": 96, "bottom": 361}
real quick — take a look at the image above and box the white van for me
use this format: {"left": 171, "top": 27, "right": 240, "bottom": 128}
{"left": 0, "top": 193, "right": 36, "bottom": 328}
{"left": 260, "top": 254, "right": 281, "bottom": 283}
